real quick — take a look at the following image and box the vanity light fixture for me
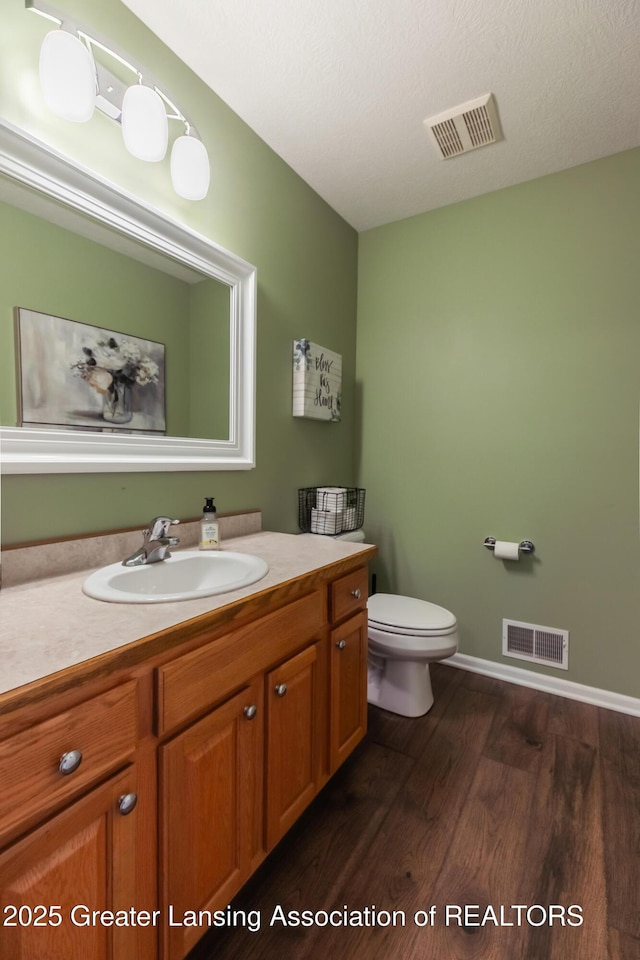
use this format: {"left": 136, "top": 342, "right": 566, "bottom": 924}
{"left": 121, "top": 83, "right": 168, "bottom": 162}
{"left": 26, "top": 0, "right": 210, "bottom": 199}
{"left": 38, "top": 26, "right": 97, "bottom": 122}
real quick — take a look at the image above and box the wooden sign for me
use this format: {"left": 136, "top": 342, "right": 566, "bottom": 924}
{"left": 292, "top": 340, "right": 342, "bottom": 421}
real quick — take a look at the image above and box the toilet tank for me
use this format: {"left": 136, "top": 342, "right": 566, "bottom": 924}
{"left": 334, "top": 529, "right": 366, "bottom": 543}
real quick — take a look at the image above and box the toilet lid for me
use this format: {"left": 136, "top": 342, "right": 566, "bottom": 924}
{"left": 368, "top": 593, "right": 457, "bottom": 633}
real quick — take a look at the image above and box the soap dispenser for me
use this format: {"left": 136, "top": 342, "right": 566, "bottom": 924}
{"left": 199, "top": 497, "right": 220, "bottom": 550}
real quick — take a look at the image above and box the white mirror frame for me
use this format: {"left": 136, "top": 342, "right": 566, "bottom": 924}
{"left": 0, "top": 118, "right": 256, "bottom": 473}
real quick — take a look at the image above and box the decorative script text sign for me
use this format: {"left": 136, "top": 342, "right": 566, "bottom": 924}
{"left": 292, "top": 340, "right": 342, "bottom": 421}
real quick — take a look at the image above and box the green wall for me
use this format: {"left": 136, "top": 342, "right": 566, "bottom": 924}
{"left": 188, "top": 279, "right": 230, "bottom": 442}
{"left": 356, "top": 149, "right": 640, "bottom": 698}
{"left": 0, "top": 0, "right": 358, "bottom": 543}
{"left": 0, "top": 200, "right": 192, "bottom": 435}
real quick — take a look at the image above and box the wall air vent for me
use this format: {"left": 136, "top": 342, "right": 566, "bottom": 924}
{"left": 424, "top": 93, "right": 502, "bottom": 159}
{"left": 502, "top": 619, "right": 569, "bottom": 670}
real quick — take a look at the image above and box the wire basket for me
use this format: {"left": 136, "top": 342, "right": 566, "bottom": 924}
{"left": 298, "top": 487, "right": 366, "bottom": 535}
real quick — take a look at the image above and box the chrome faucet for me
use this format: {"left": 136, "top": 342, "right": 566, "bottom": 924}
{"left": 122, "top": 516, "right": 180, "bottom": 566}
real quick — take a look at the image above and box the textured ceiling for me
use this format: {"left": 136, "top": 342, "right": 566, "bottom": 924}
{"left": 121, "top": 0, "right": 640, "bottom": 231}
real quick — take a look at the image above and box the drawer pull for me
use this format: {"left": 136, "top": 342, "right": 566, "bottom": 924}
{"left": 351, "top": 588, "right": 362, "bottom": 599}
{"left": 274, "top": 683, "right": 287, "bottom": 698}
{"left": 243, "top": 704, "right": 258, "bottom": 720}
{"left": 59, "top": 749, "right": 83, "bottom": 776}
{"left": 118, "top": 792, "right": 138, "bottom": 816}
{"left": 336, "top": 639, "right": 347, "bottom": 650}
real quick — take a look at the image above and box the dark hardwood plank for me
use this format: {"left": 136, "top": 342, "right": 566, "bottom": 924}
{"left": 521, "top": 733, "right": 607, "bottom": 960}
{"left": 599, "top": 708, "right": 640, "bottom": 941}
{"left": 411, "top": 755, "right": 538, "bottom": 960}
{"left": 275, "top": 682, "right": 503, "bottom": 960}
{"left": 546, "top": 694, "right": 600, "bottom": 748}
{"left": 457, "top": 668, "right": 511, "bottom": 698}
{"left": 481, "top": 681, "right": 551, "bottom": 772}
{"left": 608, "top": 928, "right": 640, "bottom": 960}
{"left": 186, "top": 739, "right": 413, "bottom": 960}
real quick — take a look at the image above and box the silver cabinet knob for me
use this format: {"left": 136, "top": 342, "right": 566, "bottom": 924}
{"left": 351, "top": 588, "right": 362, "bottom": 599}
{"left": 59, "top": 749, "right": 83, "bottom": 776}
{"left": 117, "top": 792, "right": 138, "bottom": 816}
{"left": 244, "top": 704, "right": 257, "bottom": 720}
{"left": 336, "top": 639, "right": 346, "bottom": 650}
{"left": 274, "top": 683, "right": 287, "bottom": 697}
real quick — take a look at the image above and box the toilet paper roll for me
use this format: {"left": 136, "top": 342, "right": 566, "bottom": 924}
{"left": 494, "top": 540, "right": 520, "bottom": 561}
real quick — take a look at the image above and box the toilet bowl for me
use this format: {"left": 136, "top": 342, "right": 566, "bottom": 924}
{"left": 366, "top": 593, "right": 458, "bottom": 717}
{"left": 330, "top": 529, "right": 459, "bottom": 718}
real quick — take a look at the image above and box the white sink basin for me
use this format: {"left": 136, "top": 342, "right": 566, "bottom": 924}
{"left": 83, "top": 550, "right": 269, "bottom": 603}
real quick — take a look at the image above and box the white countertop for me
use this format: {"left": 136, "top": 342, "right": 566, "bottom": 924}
{"left": 0, "top": 532, "right": 374, "bottom": 699}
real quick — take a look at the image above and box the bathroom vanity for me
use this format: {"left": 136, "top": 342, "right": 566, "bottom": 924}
{"left": 0, "top": 531, "right": 376, "bottom": 960}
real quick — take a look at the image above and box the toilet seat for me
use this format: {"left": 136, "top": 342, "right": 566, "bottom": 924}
{"left": 368, "top": 624, "right": 458, "bottom": 659}
{"left": 368, "top": 593, "right": 457, "bottom": 637}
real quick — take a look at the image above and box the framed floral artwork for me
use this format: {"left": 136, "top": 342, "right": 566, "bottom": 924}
{"left": 15, "top": 308, "right": 166, "bottom": 433}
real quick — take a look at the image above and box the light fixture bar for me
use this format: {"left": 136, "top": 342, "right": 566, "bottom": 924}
{"left": 94, "top": 62, "right": 126, "bottom": 121}
{"left": 26, "top": 0, "right": 194, "bottom": 133}
{"left": 26, "top": 0, "right": 210, "bottom": 199}
{"left": 24, "top": 4, "right": 60, "bottom": 25}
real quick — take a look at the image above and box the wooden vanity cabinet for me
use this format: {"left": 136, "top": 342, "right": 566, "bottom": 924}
{"left": 160, "top": 678, "right": 264, "bottom": 960}
{"left": 329, "top": 566, "right": 369, "bottom": 773}
{"left": 0, "top": 753, "right": 149, "bottom": 960}
{"left": 157, "top": 589, "right": 327, "bottom": 960}
{"left": 0, "top": 675, "right": 156, "bottom": 960}
{"left": 265, "top": 642, "right": 323, "bottom": 849}
{"left": 0, "top": 555, "right": 373, "bottom": 960}
{"left": 330, "top": 610, "right": 368, "bottom": 771}
{"left": 0, "top": 680, "right": 138, "bottom": 842}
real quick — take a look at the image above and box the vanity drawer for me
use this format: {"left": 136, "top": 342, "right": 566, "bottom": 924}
{"left": 157, "top": 589, "right": 326, "bottom": 735}
{"left": 0, "top": 680, "right": 138, "bottom": 840}
{"left": 330, "top": 566, "right": 368, "bottom": 624}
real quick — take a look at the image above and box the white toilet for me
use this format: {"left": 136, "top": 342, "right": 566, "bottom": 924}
{"left": 367, "top": 592, "right": 458, "bottom": 717}
{"left": 335, "top": 530, "right": 459, "bottom": 718}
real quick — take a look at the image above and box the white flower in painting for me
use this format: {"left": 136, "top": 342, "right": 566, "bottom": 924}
{"left": 136, "top": 358, "right": 159, "bottom": 385}
{"left": 71, "top": 335, "right": 159, "bottom": 392}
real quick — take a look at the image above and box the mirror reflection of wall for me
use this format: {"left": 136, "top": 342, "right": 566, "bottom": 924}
{"left": 0, "top": 195, "right": 230, "bottom": 441}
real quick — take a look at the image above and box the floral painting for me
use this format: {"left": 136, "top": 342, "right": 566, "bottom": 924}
{"left": 15, "top": 308, "right": 166, "bottom": 433}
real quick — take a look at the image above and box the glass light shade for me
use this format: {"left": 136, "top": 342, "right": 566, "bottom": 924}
{"left": 170, "top": 135, "right": 210, "bottom": 200}
{"left": 121, "top": 84, "right": 168, "bottom": 162}
{"left": 39, "top": 29, "right": 96, "bottom": 123}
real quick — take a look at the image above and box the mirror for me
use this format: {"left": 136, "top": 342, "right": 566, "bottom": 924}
{"left": 0, "top": 119, "right": 256, "bottom": 473}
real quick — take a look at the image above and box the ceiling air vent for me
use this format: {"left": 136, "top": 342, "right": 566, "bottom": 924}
{"left": 502, "top": 619, "right": 569, "bottom": 671}
{"left": 424, "top": 93, "right": 502, "bottom": 159}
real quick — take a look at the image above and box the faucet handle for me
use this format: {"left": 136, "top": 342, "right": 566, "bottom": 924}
{"left": 147, "top": 516, "right": 180, "bottom": 539}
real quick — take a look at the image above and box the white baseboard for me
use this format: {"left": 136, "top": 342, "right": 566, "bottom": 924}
{"left": 447, "top": 652, "right": 640, "bottom": 718}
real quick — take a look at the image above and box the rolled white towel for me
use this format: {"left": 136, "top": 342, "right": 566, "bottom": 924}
{"left": 311, "top": 507, "right": 343, "bottom": 535}
{"left": 342, "top": 506, "right": 357, "bottom": 530}
{"left": 316, "top": 486, "right": 348, "bottom": 512}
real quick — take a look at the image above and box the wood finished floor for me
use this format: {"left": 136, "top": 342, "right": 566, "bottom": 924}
{"left": 187, "top": 663, "right": 640, "bottom": 960}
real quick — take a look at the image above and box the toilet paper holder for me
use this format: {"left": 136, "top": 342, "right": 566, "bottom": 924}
{"left": 484, "top": 537, "right": 535, "bottom": 555}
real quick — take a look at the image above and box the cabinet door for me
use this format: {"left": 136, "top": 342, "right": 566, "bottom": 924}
{"left": 330, "top": 610, "right": 368, "bottom": 772}
{"left": 265, "top": 644, "right": 320, "bottom": 850}
{"left": 160, "top": 678, "right": 263, "bottom": 960}
{"left": 0, "top": 767, "right": 145, "bottom": 960}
